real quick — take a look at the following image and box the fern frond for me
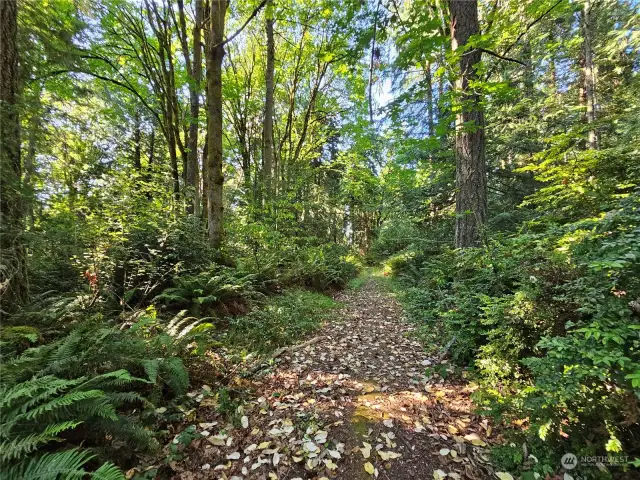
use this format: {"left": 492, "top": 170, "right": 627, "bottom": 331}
{"left": 159, "top": 357, "right": 188, "bottom": 395}
{"left": 48, "top": 330, "right": 83, "bottom": 369}
{"left": 42, "top": 420, "right": 83, "bottom": 437}
{"left": 105, "top": 391, "right": 149, "bottom": 408}
{"left": 0, "top": 433, "right": 60, "bottom": 461}
{"left": 0, "top": 375, "right": 82, "bottom": 410}
{"left": 92, "top": 461, "right": 126, "bottom": 480}
{"left": 0, "top": 344, "right": 55, "bottom": 384}
{"left": 141, "top": 359, "right": 159, "bottom": 384}
{"left": 22, "top": 389, "right": 107, "bottom": 421}
{"left": 77, "top": 369, "right": 145, "bottom": 390}
{"left": 12, "top": 377, "right": 87, "bottom": 417}
{"left": 94, "top": 417, "right": 159, "bottom": 453}
{"left": 182, "top": 321, "right": 214, "bottom": 337}
{"left": 5, "top": 448, "right": 95, "bottom": 480}
{"left": 165, "top": 310, "right": 188, "bottom": 333}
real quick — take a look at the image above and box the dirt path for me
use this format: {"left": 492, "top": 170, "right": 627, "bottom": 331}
{"left": 172, "top": 276, "right": 498, "bottom": 480}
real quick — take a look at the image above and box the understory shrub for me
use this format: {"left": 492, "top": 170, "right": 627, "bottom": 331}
{"left": 224, "top": 290, "right": 339, "bottom": 354}
{"left": 386, "top": 192, "right": 640, "bottom": 476}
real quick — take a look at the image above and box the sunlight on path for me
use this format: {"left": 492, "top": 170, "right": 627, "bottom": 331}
{"left": 174, "top": 275, "right": 497, "bottom": 480}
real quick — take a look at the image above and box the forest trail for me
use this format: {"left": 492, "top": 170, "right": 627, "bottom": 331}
{"left": 175, "top": 273, "right": 498, "bottom": 480}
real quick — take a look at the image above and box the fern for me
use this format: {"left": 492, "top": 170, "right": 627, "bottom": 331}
{"left": 1, "top": 315, "right": 191, "bottom": 475}
{"left": 92, "top": 461, "right": 126, "bottom": 480}
{"left": 93, "top": 416, "right": 159, "bottom": 453}
{"left": 159, "top": 357, "right": 189, "bottom": 395}
{"left": 1, "top": 434, "right": 63, "bottom": 461}
{"left": 105, "top": 391, "right": 149, "bottom": 408}
{"left": 0, "top": 375, "right": 82, "bottom": 411}
{"left": 141, "top": 358, "right": 160, "bottom": 383}
{"left": 5, "top": 448, "right": 124, "bottom": 480}
{"left": 77, "top": 370, "right": 145, "bottom": 390}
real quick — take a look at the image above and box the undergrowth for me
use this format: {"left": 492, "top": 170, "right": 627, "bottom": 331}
{"left": 377, "top": 193, "right": 640, "bottom": 478}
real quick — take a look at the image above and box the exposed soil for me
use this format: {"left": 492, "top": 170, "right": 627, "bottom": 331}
{"left": 166, "top": 276, "right": 499, "bottom": 480}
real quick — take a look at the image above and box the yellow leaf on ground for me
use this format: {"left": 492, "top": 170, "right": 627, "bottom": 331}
{"left": 364, "top": 462, "right": 375, "bottom": 475}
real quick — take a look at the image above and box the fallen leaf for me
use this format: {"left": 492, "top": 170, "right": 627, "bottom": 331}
{"left": 364, "top": 462, "right": 375, "bottom": 475}
{"left": 378, "top": 450, "right": 402, "bottom": 460}
{"left": 324, "top": 459, "right": 338, "bottom": 470}
{"left": 464, "top": 433, "right": 487, "bottom": 447}
{"left": 434, "top": 469, "right": 447, "bottom": 480}
{"left": 495, "top": 473, "right": 514, "bottom": 480}
{"left": 360, "top": 442, "right": 372, "bottom": 459}
{"left": 207, "top": 435, "right": 226, "bottom": 446}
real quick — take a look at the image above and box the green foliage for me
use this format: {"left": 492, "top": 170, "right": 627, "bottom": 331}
{"left": 0, "top": 312, "right": 196, "bottom": 477}
{"left": 225, "top": 290, "right": 339, "bottom": 354}
{"left": 11, "top": 0, "right": 640, "bottom": 476}
{"left": 286, "top": 244, "right": 359, "bottom": 290}
{"left": 4, "top": 448, "right": 124, "bottom": 480}
{"left": 154, "top": 267, "right": 261, "bottom": 316}
{"left": 0, "top": 326, "right": 41, "bottom": 356}
{"left": 385, "top": 192, "right": 640, "bottom": 476}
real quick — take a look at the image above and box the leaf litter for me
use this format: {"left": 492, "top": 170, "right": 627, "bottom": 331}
{"left": 167, "top": 277, "right": 501, "bottom": 479}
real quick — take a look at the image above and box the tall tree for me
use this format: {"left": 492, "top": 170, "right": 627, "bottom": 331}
{"left": 206, "top": 0, "right": 228, "bottom": 248}
{"left": 176, "top": 0, "right": 203, "bottom": 215}
{"left": 0, "top": 0, "right": 27, "bottom": 310}
{"left": 581, "top": 0, "right": 598, "bottom": 150}
{"left": 449, "top": 0, "right": 487, "bottom": 248}
{"left": 263, "top": 0, "right": 275, "bottom": 199}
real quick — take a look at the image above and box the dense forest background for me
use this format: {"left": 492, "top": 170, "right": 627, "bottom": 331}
{"left": 1, "top": 0, "right": 639, "bottom": 478}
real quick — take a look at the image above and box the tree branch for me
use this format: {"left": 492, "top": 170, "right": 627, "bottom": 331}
{"left": 485, "top": 0, "right": 565, "bottom": 79}
{"left": 504, "top": 0, "right": 565, "bottom": 58}
{"left": 213, "top": 0, "right": 268, "bottom": 49}
{"left": 478, "top": 48, "right": 526, "bottom": 66}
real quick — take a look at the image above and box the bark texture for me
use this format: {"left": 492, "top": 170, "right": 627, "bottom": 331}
{"left": 0, "top": 0, "right": 27, "bottom": 309}
{"left": 206, "top": 0, "right": 227, "bottom": 249}
{"left": 263, "top": 0, "right": 275, "bottom": 198}
{"left": 449, "top": 0, "right": 487, "bottom": 248}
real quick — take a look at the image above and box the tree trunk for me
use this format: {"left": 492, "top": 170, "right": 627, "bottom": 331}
{"left": 262, "top": 0, "right": 275, "bottom": 200}
{"left": 206, "top": 0, "right": 227, "bottom": 249}
{"left": 201, "top": 132, "right": 208, "bottom": 216}
{"left": 24, "top": 90, "right": 42, "bottom": 228}
{"left": 581, "top": 0, "right": 598, "bottom": 150}
{"left": 146, "top": 0, "right": 180, "bottom": 202}
{"left": 0, "top": 0, "right": 27, "bottom": 309}
{"left": 368, "top": 0, "right": 381, "bottom": 124}
{"left": 177, "top": 0, "right": 202, "bottom": 215}
{"left": 425, "top": 62, "right": 434, "bottom": 137}
{"left": 133, "top": 110, "right": 142, "bottom": 171}
{"left": 449, "top": 0, "right": 487, "bottom": 248}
